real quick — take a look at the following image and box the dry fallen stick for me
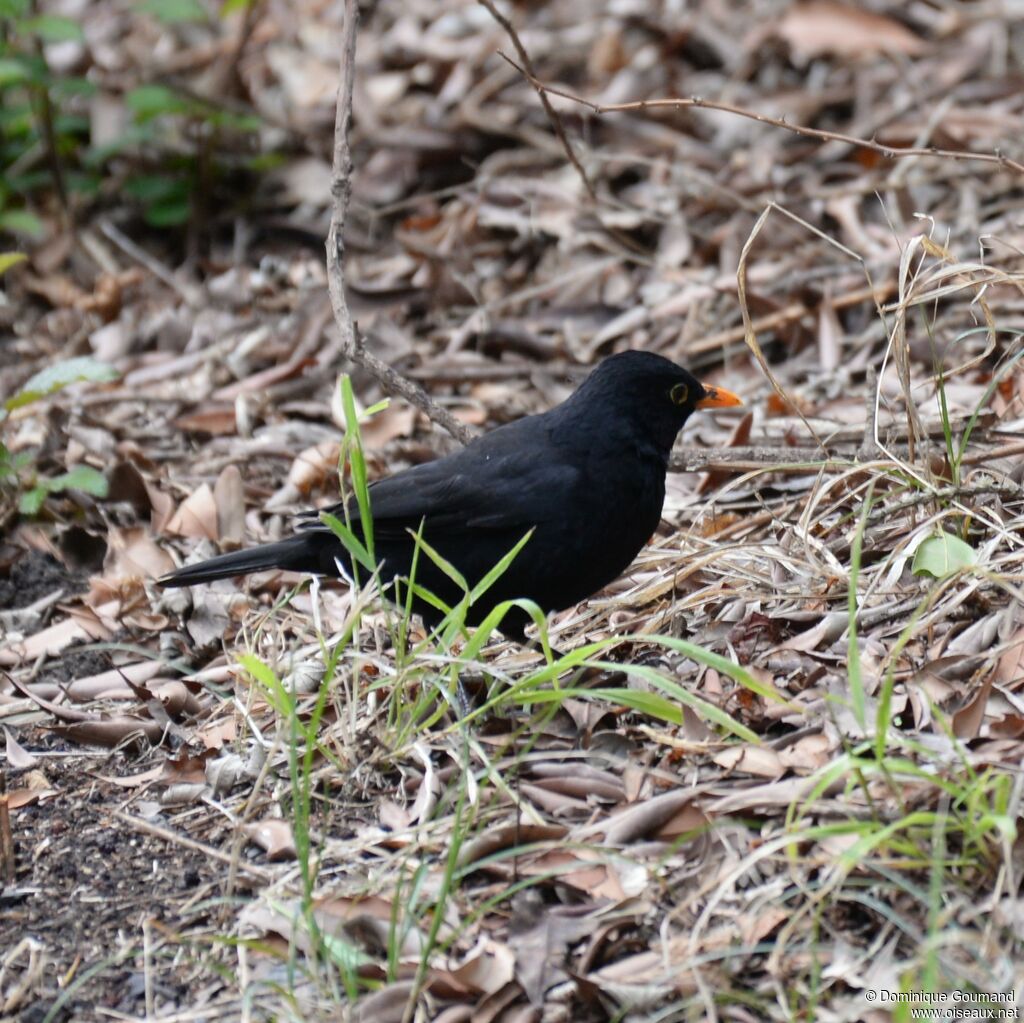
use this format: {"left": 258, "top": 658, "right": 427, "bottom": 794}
{"left": 684, "top": 281, "right": 897, "bottom": 356}
{"left": 499, "top": 54, "right": 1024, "bottom": 179}
{"left": 672, "top": 446, "right": 826, "bottom": 472}
{"left": 113, "top": 811, "right": 272, "bottom": 884}
{"left": 670, "top": 429, "right": 1021, "bottom": 475}
{"left": 326, "top": 0, "right": 475, "bottom": 447}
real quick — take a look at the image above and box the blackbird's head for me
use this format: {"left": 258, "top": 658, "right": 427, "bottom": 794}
{"left": 570, "top": 350, "right": 743, "bottom": 453}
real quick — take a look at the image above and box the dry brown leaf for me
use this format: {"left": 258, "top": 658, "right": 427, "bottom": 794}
{"left": 576, "top": 789, "right": 705, "bottom": 845}
{"left": 7, "top": 769, "right": 58, "bottom": 808}
{"left": 359, "top": 404, "right": 418, "bottom": 448}
{"left": 97, "top": 765, "right": 163, "bottom": 788}
{"left": 444, "top": 938, "right": 516, "bottom": 996}
{"left": 740, "top": 906, "right": 789, "bottom": 946}
{"left": 172, "top": 406, "right": 238, "bottom": 436}
{"left": 22, "top": 272, "right": 87, "bottom": 307}
{"left": 519, "top": 782, "right": 590, "bottom": 816}
{"left": 996, "top": 626, "right": 1024, "bottom": 688}
{"left": 508, "top": 897, "right": 599, "bottom": 1005}
{"left": 351, "top": 983, "right": 417, "bottom": 1023}
{"left": 214, "top": 465, "right": 246, "bottom": 544}
{"left": 243, "top": 819, "right": 297, "bottom": 861}
{"left": 4, "top": 727, "right": 39, "bottom": 769}
{"left": 165, "top": 484, "right": 219, "bottom": 540}
{"left": 52, "top": 718, "right": 164, "bottom": 747}
{"left": 63, "top": 660, "right": 162, "bottom": 700}
{"left": 714, "top": 744, "right": 785, "bottom": 778}
{"left": 0, "top": 607, "right": 114, "bottom": 666}
{"left": 286, "top": 441, "right": 341, "bottom": 495}
{"left": 103, "top": 526, "right": 176, "bottom": 580}
{"left": 953, "top": 674, "right": 995, "bottom": 740}
{"left": 211, "top": 356, "right": 313, "bottom": 402}
{"left": 654, "top": 800, "right": 713, "bottom": 842}
{"left": 196, "top": 718, "right": 237, "bottom": 750}
{"left": 458, "top": 824, "right": 568, "bottom": 868}
{"left": 528, "top": 765, "right": 623, "bottom": 802}
{"left": 777, "top": 1, "right": 926, "bottom": 62}
{"left": 778, "top": 732, "right": 834, "bottom": 772}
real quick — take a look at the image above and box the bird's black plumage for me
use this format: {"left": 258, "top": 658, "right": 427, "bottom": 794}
{"left": 158, "top": 351, "right": 741, "bottom": 639}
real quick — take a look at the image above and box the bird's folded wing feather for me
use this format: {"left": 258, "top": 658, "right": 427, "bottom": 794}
{"left": 299, "top": 431, "right": 580, "bottom": 538}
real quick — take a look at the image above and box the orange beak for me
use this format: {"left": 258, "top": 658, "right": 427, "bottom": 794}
{"left": 696, "top": 384, "right": 743, "bottom": 409}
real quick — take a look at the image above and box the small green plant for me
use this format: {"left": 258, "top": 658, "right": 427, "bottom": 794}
{"left": 0, "top": 0, "right": 268, "bottom": 235}
{"left": 0, "top": 356, "right": 117, "bottom": 515}
{"left": 0, "top": 1, "right": 91, "bottom": 237}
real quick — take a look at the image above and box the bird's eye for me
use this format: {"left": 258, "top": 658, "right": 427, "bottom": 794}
{"left": 669, "top": 383, "right": 689, "bottom": 406}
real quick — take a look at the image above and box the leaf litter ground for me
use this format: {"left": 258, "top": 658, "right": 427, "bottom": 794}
{"left": 2, "top": 1, "right": 1024, "bottom": 1020}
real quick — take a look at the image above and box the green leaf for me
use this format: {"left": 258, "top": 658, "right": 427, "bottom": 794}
{"left": 47, "top": 465, "right": 108, "bottom": 498}
{"left": 125, "top": 85, "right": 190, "bottom": 122}
{"left": 645, "top": 634, "right": 789, "bottom": 704}
{"left": 320, "top": 511, "right": 375, "bottom": 575}
{"left": 143, "top": 195, "right": 192, "bottom": 226}
{"left": 221, "top": 0, "right": 253, "bottom": 14}
{"left": 912, "top": 531, "right": 977, "bottom": 579}
{"left": 124, "top": 174, "right": 183, "bottom": 203}
{"left": 66, "top": 171, "right": 102, "bottom": 197}
{"left": 411, "top": 532, "right": 468, "bottom": 592}
{"left": 468, "top": 529, "right": 532, "bottom": 604}
{"left": 0, "top": 0, "right": 31, "bottom": 17}
{"left": 50, "top": 76, "right": 98, "bottom": 100}
{"left": 0, "top": 209, "right": 44, "bottom": 238}
{"left": 0, "top": 252, "right": 27, "bottom": 274}
{"left": 138, "top": 0, "right": 209, "bottom": 22}
{"left": 18, "top": 486, "right": 47, "bottom": 516}
{"left": 0, "top": 57, "right": 32, "bottom": 86}
{"left": 18, "top": 15, "right": 84, "bottom": 42}
{"left": 6, "top": 356, "right": 120, "bottom": 412}
{"left": 5, "top": 169, "right": 49, "bottom": 193}
{"left": 53, "top": 113, "right": 90, "bottom": 137}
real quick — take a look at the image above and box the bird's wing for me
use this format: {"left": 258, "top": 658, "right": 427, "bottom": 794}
{"left": 300, "top": 420, "right": 581, "bottom": 539}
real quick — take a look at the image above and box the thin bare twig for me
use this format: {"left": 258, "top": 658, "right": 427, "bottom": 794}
{"left": 478, "top": 0, "right": 598, "bottom": 205}
{"left": 326, "top": 0, "right": 475, "bottom": 447}
{"left": 500, "top": 54, "right": 1024, "bottom": 178}
{"left": 113, "top": 811, "right": 272, "bottom": 883}
{"left": 478, "top": 0, "right": 648, "bottom": 258}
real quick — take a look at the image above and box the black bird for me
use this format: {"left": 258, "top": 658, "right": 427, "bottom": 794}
{"left": 159, "top": 351, "right": 741, "bottom": 640}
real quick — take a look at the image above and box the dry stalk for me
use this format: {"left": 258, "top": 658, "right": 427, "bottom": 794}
{"left": 500, "top": 55, "right": 1024, "bottom": 179}
{"left": 327, "top": 0, "right": 475, "bottom": 447}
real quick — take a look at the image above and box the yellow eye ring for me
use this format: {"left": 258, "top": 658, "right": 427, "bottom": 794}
{"left": 669, "top": 382, "right": 689, "bottom": 406}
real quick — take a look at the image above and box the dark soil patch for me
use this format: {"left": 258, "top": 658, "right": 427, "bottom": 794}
{"left": 37, "top": 648, "right": 114, "bottom": 688}
{"left": 1, "top": 736, "right": 231, "bottom": 1021}
{"left": 0, "top": 550, "right": 83, "bottom": 611}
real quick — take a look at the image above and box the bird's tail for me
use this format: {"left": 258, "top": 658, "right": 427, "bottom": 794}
{"left": 158, "top": 535, "right": 322, "bottom": 588}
